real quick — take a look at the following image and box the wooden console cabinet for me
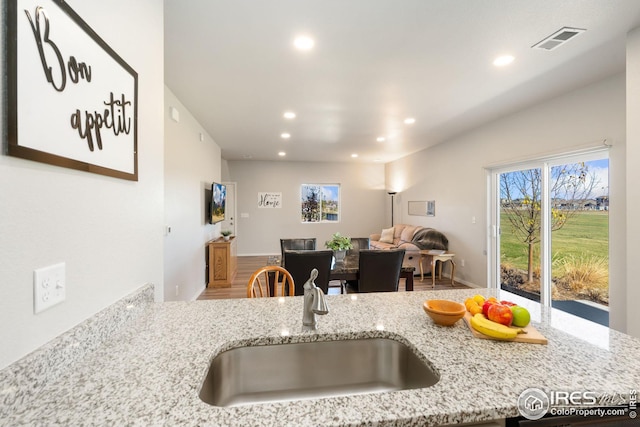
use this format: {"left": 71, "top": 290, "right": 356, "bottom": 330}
{"left": 208, "top": 237, "right": 237, "bottom": 288}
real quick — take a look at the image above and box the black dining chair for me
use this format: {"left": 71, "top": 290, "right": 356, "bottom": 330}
{"left": 280, "top": 238, "right": 316, "bottom": 267}
{"left": 341, "top": 238, "right": 370, "bottom": 291}
{"left": 283, "top": 250, "right": 333, "bottom": 296}
{"left": 346, "top": 237, "right": 370, "bottom": 256}
{"left": 355, "top": 249, "right": 405, "bottom": 293}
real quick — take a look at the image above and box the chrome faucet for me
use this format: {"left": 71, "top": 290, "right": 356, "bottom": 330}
{"left": 302, "top": 268, "right": 329, "bottom": 329}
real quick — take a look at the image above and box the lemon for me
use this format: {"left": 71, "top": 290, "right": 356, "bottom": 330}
{"left": 472, "top": 294, "right": 485, "bottom": 305}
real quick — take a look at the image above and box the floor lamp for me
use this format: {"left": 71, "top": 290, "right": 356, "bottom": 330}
{"left": 388, "top": 192, "right": 397, "bottom": 226}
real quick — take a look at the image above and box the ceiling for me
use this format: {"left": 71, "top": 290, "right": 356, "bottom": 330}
{"left": 164, "top": 0, "right": 640, "bottom": 163}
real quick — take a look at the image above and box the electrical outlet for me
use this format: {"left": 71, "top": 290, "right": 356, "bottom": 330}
{"left": 461, "top": 259, "right": 466, "bottom": 267}
{"left": 34, "top": 262, "right": 66, "bottom": 314}
{"left": 175, "top": 285, "right": 179, "bottom": 296}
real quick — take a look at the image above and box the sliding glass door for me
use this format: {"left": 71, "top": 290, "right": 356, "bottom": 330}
{"left": 490, "top": 152, "right": 609, "bottom": 325}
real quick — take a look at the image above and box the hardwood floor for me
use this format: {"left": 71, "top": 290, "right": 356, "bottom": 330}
{"left": 198, "top": 256, "right": 469, "bottom": 300}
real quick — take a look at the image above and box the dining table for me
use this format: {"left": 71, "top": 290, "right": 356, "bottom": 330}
{"left": 268, "top": 253, "right": 415, "bottom": 295}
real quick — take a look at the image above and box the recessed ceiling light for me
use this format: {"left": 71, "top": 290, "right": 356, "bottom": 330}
{"left": 281, "top": 133, "right": 291, "bottom": 139}
{"left": 283, "top": 111, "right": 296, "bottom": 119}
{"left": 293, "top": 35, "right": 314, "bottom": 51}
{"left": 351, "top": 153, "right": 358, "bottom": 158}
{"left": 278, "top": 151, "right": 286, "bottom": 157}
{"left": 493, "top": 55, "right": 515, "bottom": 67}
{"left": 404, "top": 117, "right": 416, "bottom": 125}
{"left": 376, "top": 136, "right": 386, "bottom": 142}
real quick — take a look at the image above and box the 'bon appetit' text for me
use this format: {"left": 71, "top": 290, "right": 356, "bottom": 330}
{"left": 25, "top": 6, "right": 132, "bottom": 152}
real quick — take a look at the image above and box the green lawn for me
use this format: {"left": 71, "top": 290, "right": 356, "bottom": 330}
{"left": 500, "top": 210, "right": 609, "bottom": 271}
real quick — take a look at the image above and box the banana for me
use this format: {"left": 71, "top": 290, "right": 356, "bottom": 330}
{"left": 470, "top": 313, "right": 525, "bottom": 340}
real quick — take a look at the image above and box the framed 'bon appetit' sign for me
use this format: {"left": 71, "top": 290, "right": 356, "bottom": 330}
{"left": 7, "top": 0, "right": 138, "bottom": 181}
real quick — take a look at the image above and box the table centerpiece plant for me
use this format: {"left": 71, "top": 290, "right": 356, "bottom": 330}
{"left": 221, "top": 230, "right": 233, "bottom": 241}
{"left": 325, "top": 232, "right": 353, "bottom": 263}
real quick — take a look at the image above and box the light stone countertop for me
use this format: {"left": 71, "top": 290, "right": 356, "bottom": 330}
{"left": 1, "top": 285, "right": 639, "bottom": 426}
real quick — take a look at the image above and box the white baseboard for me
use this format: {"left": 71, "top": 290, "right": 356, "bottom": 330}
{"left": 188, "top": 284, "right": 206, "bottom": 301}
{"left": 238, "top": 253, "right": 280, "bottom": 257}
{"left": 438, "top": 274, "right": 480, "bottom": 288}
{"left": 454, "top": 278, "right": 481, "bottom": 288}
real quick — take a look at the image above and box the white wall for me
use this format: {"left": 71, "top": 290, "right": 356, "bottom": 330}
{"left": 0, "top": 0, "right": 165, "bottom": 369}
{"left": 164, "top": 87, "right": 222, "bottom": 301}
{"left": 226, "top": 161, "right": 387, "bottom": 255}
{"left": 626, "top": 28, "right": 640, "bottom": 338}
{"left": 386, "top": 74, "right": 629, "bottom": 331}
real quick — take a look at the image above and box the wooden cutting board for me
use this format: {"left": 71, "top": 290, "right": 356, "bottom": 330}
{"left": 463, "top": 312, "right": 548, "bottom": 344}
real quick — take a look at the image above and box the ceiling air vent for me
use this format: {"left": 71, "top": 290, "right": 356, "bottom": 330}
{"left": 532, "top": 27, "right": 586, "bottom": 51}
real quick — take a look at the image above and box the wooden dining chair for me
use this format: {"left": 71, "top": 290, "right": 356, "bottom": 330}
{"left": 355, "top": 249, "right": 405, "bottom": 293}
{"left": 247, "top": 265, "right": 295, "bottom": 298}
{"left": 283, "top": 250, "right": 333, "bottom": 295}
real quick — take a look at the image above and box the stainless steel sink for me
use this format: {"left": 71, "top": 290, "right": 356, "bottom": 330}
{"left": 199, "top": 337, "right": 440, "bottom": 407}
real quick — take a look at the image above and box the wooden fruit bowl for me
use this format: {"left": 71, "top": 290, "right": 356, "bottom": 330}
{"left": 423, "top": 299, "right": 466, "bottom": 326}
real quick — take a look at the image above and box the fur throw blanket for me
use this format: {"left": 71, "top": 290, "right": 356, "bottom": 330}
{"left": 411, "top": 228, "right": 448, "bottom": 250}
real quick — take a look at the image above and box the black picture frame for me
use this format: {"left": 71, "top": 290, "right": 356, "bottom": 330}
{"left": 7, "top": 0, "right": 139, "bottom": 181}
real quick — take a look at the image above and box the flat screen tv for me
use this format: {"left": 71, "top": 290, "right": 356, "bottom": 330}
{"left": 210, "top": 182, "right": 226, "bottom": 224}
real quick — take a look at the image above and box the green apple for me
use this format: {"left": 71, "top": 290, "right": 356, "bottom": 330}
{"left": 510, "top": 306, "right": 531, "bottom": 328}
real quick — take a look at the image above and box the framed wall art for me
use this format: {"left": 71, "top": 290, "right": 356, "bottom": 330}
{"left": 408, "top": 201, "right": 428, "bottom": 216}
{"left": 258, "top": 192, "right": 282, "bottom": 208}
{"left": 408, "top": 200, "right": 436, "bottom": 216}
{"left": 7, "top": 0, "right": 139, "bottom": 180}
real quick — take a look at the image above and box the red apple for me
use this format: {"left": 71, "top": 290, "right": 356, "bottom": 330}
{"left": 482, "top": 299, "right": 502, "bottom": 316}
{"left": 500, "top": 300, "right": 517, "bottom": 307}
{"left": 487, "top": 304, "right": 514, "bottom": 326}
{"left": 482, "top": 300, "right": 497, "bottom": 316}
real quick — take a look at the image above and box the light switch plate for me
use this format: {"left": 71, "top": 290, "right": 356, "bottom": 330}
{"left": 34, "top": 262, "right": 66, "bottom": 313}
{"left": 170, "top": 106, "right": 180, "bottom": 122}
